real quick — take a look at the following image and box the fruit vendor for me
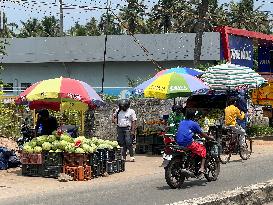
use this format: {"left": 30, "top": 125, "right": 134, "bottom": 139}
{"left": 112, "top": 99, "right": 137, "bottom": 162}
{"left": 35, "top": 109, "right": 58, "bottom": 136}
{"left": 166, "top": 104, "right": 185, "bottom": 135}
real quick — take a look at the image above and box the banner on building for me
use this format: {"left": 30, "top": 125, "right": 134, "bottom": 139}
{"left": 258, "top": 45, "right": 273, "bottom": 72}
{"left": 228, "top": 35, "right": 253, "bottom": 68}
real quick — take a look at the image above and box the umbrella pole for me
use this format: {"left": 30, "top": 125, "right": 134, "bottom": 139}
{"left": 60, "top": 98, "right": 64, "bottom": 132}
{"left": 81, "top": 111, "right": 85, "bottom": 135}
{"left": 33, "top": 109, "right": 37, "bottom": 138}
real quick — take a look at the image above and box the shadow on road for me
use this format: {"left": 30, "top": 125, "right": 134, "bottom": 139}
{"left": 157, "top": 179, "right": 207, "bottom": 190}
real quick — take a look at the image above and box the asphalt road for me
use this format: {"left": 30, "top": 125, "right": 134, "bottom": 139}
{"left": 2, "top": 154, "right": 273, "bottom": 205}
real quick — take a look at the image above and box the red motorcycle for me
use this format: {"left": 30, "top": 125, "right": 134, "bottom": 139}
{"left": 162, "top": 133, "right": 220, "bottom": 189}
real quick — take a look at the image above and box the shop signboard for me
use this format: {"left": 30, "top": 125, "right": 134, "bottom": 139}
{"left": 258, "top": 45, "right": 273, "bottom": 72}
{"left": 228, "top": 35, "right": 253, "bottom": 68}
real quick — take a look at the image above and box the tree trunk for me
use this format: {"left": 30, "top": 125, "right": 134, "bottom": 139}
{"left": 193, "top": 0, "right": 209, "bottom": 68}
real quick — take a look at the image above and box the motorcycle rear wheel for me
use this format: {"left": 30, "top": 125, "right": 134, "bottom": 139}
{"left": 165, "top": 158, "right": 185, "bottom": 189}
{"left": 205, "top": 157, "right": 220, "bottom": 182}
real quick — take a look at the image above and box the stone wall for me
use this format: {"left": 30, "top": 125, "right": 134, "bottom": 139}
{"left": 86, "top": 99, "right": 173, "bottom": 140}
{"left": 84, "top": 99, "right": 269, "bottom": 140}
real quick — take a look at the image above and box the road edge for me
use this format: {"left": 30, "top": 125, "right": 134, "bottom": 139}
{"left": 166, "top": 179, "right": 273, "bottom": 205}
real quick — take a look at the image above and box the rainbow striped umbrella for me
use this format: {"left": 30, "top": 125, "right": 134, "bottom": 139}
{"left": 16, "top": 77, "right": 104, "bottom": 111}
{"left": 134, "top": 67, "right": 203, "bottom": 95}
{"left": 155, "top": 67, "right": 203, "bottom": 77}
{"left": 144, "top": 72, "right": 209, "bottom": 99}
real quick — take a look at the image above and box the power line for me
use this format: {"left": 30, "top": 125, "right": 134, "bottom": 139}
{"left": 110, "top": 11, "right": 162, "bottom": 71}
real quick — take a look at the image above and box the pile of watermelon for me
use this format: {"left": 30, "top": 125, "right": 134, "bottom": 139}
{"left": 22, "top": 133, "right": 119, "bottom": 154}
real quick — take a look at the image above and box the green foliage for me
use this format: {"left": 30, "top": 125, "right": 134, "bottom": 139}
{"left": 0, "top": 103, "right": 26, "bottom": 139}
{"left": 119, "top": 0, "right": 148, "bottom": 34}
{"left": 99, "top": 13, "right": 123, "bottom": 35}
{"left": 13, "top": 0, "right": 272, "bottom": 37}
{"left": 101, "top": 94, "right": 118, "bottom": 103}
{"left": 247, "top": 125, "right": 273, "bottom": 137}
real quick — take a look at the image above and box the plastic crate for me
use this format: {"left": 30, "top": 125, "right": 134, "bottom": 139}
{"left": 108, "top": 150, "right": 115, "bottom": 162}
{"left": 96, "top": 149, "right": 109, "bottom": 161}
{"left": 42, "top": 165, "right": 62, "bottom": 178}
{"left": 136, "top": 135, "right": 145, "bottom": 144}
{"left": 91, "top": 162, "right": 102, "bottom": 178}
{"left": 153, "top": 135, "right": 164, "bottom": 145}
{"left": 114, "top": 148, "right": 122, "bottom": 160}
{"left": 152, "top": 145, "right": 164, "bottom": 155}
{"left": 22, "top": 164, "right": 43, "bottom": 177}
{"left": 145, "top": 135, "right": 154, "bottom": 144}
{"left": 84, "top": 165, "right": 92, "bottom": 180}
{"left": 43, "top": 152, "right": 63, "bottom": 166}
{"left": 146, "top": 145, "right": 153, "bottom": 153}
{"left": 116, "top": 160, "right": 122, "bottom": 173}
{"left": 20, "top": 153, "right": 43, "bottom": 165}
{"left": 112, "top": 161, "right": 118, "bottom": 173}
{"left": 121, "top": 160, "right": 125, "bottom": 172}
{"left": 135, "top": 144, "right": 145, "bottom": 154}
{"left": 63, "top": 153, "right": 90, "bottom": 166}
{"left": 63, "top": 165, "right": 91, "bottom": 181}
{"left": 90, "top": 153, "right": 99, "bottom": 166}
{"left": 105, "top": 161, "right": 114, "bottom": 174}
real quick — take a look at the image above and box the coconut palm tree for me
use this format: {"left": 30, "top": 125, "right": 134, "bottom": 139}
{"left": 41, "top": 16, "right": 60, "bottom": 37}
{"left": 18, "top": 18, "right": 43, "bottom": 37}
{"left": 85, "top": 17, "right": 101, "bottom": 36}
{"left": 119, "top": 0, "right": 148, "bottom": 34}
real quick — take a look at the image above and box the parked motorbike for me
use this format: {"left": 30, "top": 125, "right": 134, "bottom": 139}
{"left": 162, "top": 134, "right": 220, "bottom": 189}
{"left": 16, "top": 118, "right": 35, "bottom": 150}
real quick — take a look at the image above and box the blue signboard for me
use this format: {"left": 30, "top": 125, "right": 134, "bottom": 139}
{"left": 228, "top": 35, "right": 253, "bottom": 68}
{"left": 258, "top": 45, "right": 273, "bottom": 72}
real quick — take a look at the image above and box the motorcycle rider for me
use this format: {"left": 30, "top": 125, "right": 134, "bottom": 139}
{"left": 176, "top": 110, "right": 214, "bottom": 175}
{"left": 225, "top": 96, "right": 246, "bottom": 147}
{"left": 112, "top": 99, "right": 137, "bottom": 162}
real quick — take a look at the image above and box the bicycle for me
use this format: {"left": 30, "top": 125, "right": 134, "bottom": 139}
{"left": 218, "top": 126, "right": 252, "bottom": 164}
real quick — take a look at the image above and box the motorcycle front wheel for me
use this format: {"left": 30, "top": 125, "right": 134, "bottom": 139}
{"left": 205, "top": 157, "right": 220, "bottom": 182}
{"left": 165, "top": 158, "right": 185, "bottom": 189}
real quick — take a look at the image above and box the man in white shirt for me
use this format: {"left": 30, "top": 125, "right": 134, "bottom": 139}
{"left": 112, "top": 99, "right": 137, "bottom": 162}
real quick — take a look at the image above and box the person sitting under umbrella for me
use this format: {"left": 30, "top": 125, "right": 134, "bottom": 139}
{"left": 35, "top": 109, "right": 58, "bottom": 136}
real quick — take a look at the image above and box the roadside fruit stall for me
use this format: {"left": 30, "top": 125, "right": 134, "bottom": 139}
{"left": 15, "top": 77, "right": 126, "bottom": 181}
{"left": 135, "top": 113, "right": 165, "bottom": 155}
{"left": 21, "top": 133, "right": 124, "bottom": 180}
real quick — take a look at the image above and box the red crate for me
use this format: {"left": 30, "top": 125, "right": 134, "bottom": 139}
{"left": 63, "top": 165, "right": 91, "bottom": 181}
{"left": 63, "top": 153, "right": 90, "bottom": 166}
{"left": 20, "top": 153, "right": 43, "bottom": 165}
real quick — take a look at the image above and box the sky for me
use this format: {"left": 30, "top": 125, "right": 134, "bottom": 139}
{"left": 0, "top": 0, "right": 272, "bottom": 31}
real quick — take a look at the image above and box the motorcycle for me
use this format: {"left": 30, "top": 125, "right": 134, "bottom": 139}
{"left": 162, "top": 133, "right": 220, "bottom": 189}
{"left": 16, "top": 118, "right": 35, "bottom": 150}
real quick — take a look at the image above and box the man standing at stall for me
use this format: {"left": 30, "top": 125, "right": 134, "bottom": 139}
{"left": 112, "top": 99, "right": 137, "bottom": 162}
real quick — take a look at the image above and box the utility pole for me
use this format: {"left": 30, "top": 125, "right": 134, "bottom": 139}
{"left": 59, "top": 0, "right": 64, "bottom": 36}
{"left": 101, "top": 0, "right": 110, "bottom": 93}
